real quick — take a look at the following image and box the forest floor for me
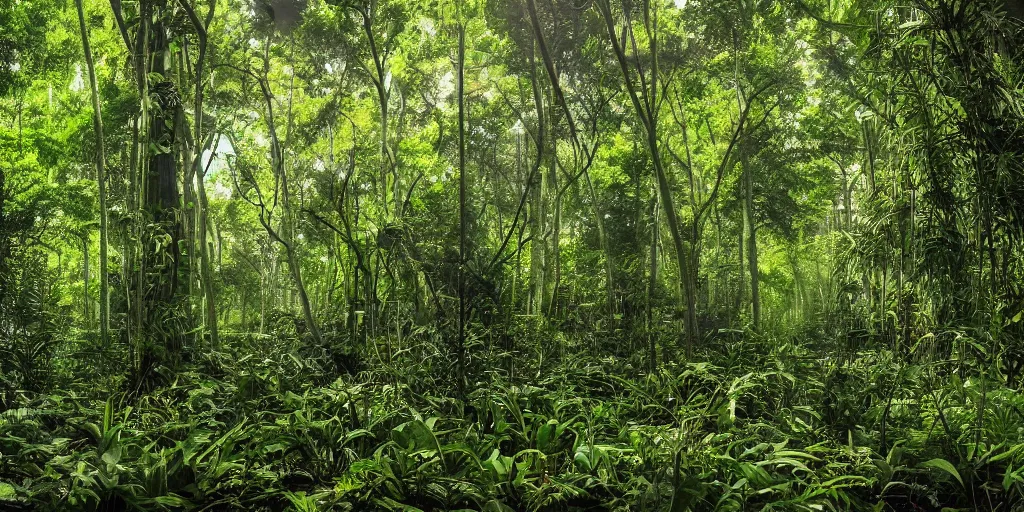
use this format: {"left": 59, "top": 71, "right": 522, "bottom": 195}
{"left": 2, "top": 323, "right": 1023, "bottom": 511}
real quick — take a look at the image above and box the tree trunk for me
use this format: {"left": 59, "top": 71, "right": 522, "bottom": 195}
{"left": 647, "top": 193, "right": 660, "bottom": 370}
{"left": 585, "top": 174, "right": 616, "bottom": 316}
{"left": 76, "top": 0, "right": 109, "bottom": 345}
{"left": 239, "top": 289, "right": 248, "bottom": 332}
{"left": 524, "top": 0, "right": 615, "bottom": 318}
{"left": 596, "top": 0, "right": 696, "bottom": 353}
{"left": 361, "top": 9, "right": 397, "bottom": 217}
{"left": 180, "top": 0, "right": 219, "bottom": 350}
{"left": 137, "top": 0, "right": 186, "bottom": 379}
{"left": 743, "top": 151, "right": 761, "bottom": 332}
{"left": 650, "top": 134, "right": 697, "bottom": 353}
{"left": 82, "top": 237, "right": 91, "bottom": 325}
{"left": 259, "top": 263, "right": 266, "bottom": 335}
{"left": 528, "top": 47, "right": 548, "bottom": 318}
{"left": 254, "top": 39, "right": 323, "bottom": 345}
{"left": 456, "top": 23, "right": 468, "bottom": 393}
{"left": 549, "top": 185, "right": 562, "bottom": 318}
{"left": 737, "top": 186, "right": 745, "bottom": 325}
{"left": 733, "top": 29, "right": 760, "bottom": 333}
{"left": 197, "top": 176, "right": 218, "bottom": 348}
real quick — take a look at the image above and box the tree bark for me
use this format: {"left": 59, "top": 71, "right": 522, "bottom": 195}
{"left": 647, "top": 193, "right": 660, "bottom": 369}
{"left": 180, "top": 0, "right": 219, "bottom": 350}
{"left": 82, "top": 237, "right": 91, "bottom": 325}
{"left": 743, "top": 151, "right": 761, "bottom": 332}
{"left": 76, "top": 0, "right": 109, "bottom": 345}
{"left": 456, "top": 23, "right": 468, "bottom": 393}
{"left": 528, "top": 46, "right": 548, "bottom": 318}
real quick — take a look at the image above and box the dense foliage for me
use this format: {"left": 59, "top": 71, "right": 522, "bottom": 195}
{"left": 1, "top": 0, "right": 1023, "bottom": 510}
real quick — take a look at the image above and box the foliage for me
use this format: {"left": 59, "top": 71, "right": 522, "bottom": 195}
{"left": 2, "top": 0, "right": 1023, "bottom": 510}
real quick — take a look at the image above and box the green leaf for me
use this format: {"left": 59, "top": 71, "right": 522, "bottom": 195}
{"left": 101, "top": 444, "right": 122, "bottom": 466}
{"left": 537, "top": 419, "right": 557, "bottom": 451}
{"left": 920, "top": 458, "right": 963, "bottom": 488}
{"left": 482, "top": 500, "right": 514, "bottom": 512}
{"left": 483, "top": 449, "right": 511, "bottom": 479}
{"left": 153, "top": 494, "right": 193, "bottom": 507}
{"left": 1003, "top": 465, "right": 1017, "bottom": 491}
{"left": 0, "top": 482, "right": 16, "bottom": 500}
{"left": 574, "top": 447, "right": 592, "bottom": 472}
{"left": 670, "top": 475, "right": 707, "bottom": 512}
{"left": 1009, "top": 310, "right": 1023, "bottom": 325}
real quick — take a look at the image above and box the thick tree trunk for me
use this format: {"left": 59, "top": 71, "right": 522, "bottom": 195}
{"left": 133, "top": 0, "right": 187, "bottom": 380}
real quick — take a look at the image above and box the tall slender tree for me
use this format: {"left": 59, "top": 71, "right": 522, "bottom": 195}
{"left": 75, "top": 0, "right": 109, "bottom": 346}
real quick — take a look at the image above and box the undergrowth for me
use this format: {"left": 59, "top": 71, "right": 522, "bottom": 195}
{"left": 2, "top": 325, "right": 1024, "bottom": 511}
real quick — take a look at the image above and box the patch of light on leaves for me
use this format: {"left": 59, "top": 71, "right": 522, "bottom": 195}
{"left": 70, "top": 64, "right": 84, "bottom": 92}
{"left": 211, "top": 180, "right": 233, "bottom": 200}
{"left": 437, "top": 71, "right": 454, "bottom": 105}
{"left": 419, "top": 17, "right": 436, "bottom": 37}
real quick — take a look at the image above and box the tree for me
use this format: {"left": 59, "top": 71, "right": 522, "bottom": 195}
{"left": 595, "top": 0, "right": 697, "bottom": 353}
{"left": 75, "top": 0, "right": 110, "bottom": 345}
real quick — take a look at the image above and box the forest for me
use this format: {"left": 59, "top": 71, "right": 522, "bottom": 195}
{"left": 1, "top": 0, "right": 1024, "bottom": 509}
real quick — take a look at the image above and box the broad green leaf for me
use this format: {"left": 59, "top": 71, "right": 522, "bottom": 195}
{"left": 920, "top": 458, "right": 963, "bottom": 488}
